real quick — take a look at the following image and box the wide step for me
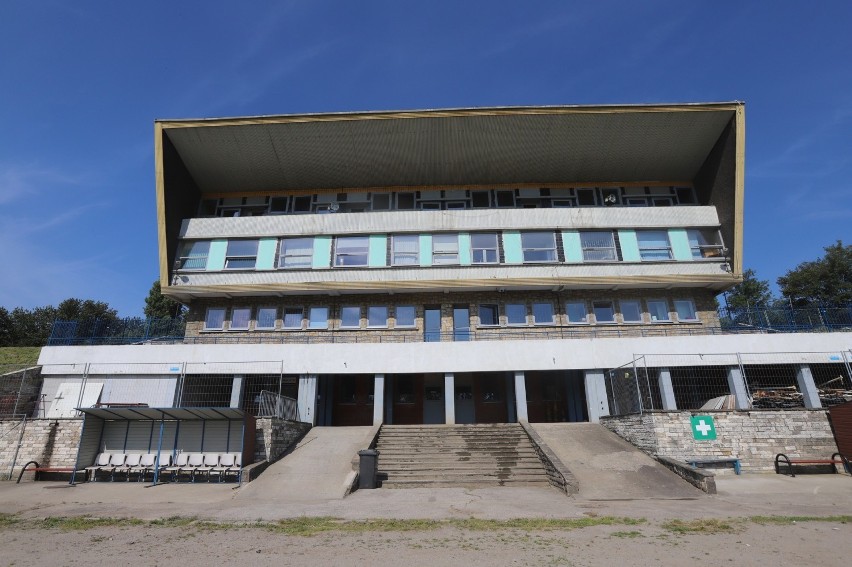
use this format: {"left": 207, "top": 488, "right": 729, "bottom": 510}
{"left": 376, "top": 424, "right": 550, "bottom": 489}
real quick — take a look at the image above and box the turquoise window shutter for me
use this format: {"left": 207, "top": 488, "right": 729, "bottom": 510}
{"left": 618, "top": 230, "right": 640, "bottom": 262}
{"left": 561, "top": 231, "right": 583, "bottom": 263}
{"left": 207, "top": 240, "right": 227, "bottom": 271}
{"left": 458, "top": 233, "right": 472, "bottom": 266}
{"left": 256, "top": 238, "right": 278, "bottom": 270}
{"left": 368, "top": 235, "right": 388, "bottom": 267}
{"left": 668, "top": 229, "right": 693, "bottom": 261}
{"left": 503, "top": 231, "right": 523, "bottom": 264}
{"left": 312, "top": 236, "right": 332, "bottom": 268}
{"left": 419, "top": 234, "right": 433, "bottom": 267}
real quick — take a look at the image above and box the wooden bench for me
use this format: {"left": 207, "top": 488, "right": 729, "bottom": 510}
{"left": 774, "top": 453, "right": 851, "bottom": 477}
{"left": 688, "top": 457, "right": 741, "bottom": 475}
{"left": 16, "top": 461, "right": 84, "bottom": 483}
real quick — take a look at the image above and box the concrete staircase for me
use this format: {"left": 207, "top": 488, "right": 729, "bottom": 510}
{"left": 376, "top": 423, "right": 551, "bottom": 488}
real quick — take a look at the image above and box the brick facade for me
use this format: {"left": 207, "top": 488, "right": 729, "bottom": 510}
{"left": 601, "top": 410, "right": 839, "bottom": 473}
{"left": 184, "top": 289, "right": 720, "bottom": 340}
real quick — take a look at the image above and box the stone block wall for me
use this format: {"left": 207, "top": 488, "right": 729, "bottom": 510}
{"left": 601, "top": 410, "right": 839, "bottom": 473}
{"left": 0, "top": 418, "right": 83, "bottom": 479}
{"left": 254, "top": 418, "right": 311, "bottom": 463}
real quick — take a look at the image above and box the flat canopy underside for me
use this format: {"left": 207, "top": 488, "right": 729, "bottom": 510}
{"left": 163, "top": 106, "right": 736, "bottom": 193}
{"left": 78, "top": 407, "right": 245, "bottom": 421}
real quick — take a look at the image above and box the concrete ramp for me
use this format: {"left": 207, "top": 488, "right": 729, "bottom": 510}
{"left": 237, "top": 426, "right": 375, "bottom": 502}
{"left": 530, "top": 423, "right": 704, "bottom": 500}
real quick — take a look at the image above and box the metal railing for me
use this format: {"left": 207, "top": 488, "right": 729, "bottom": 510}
{"left": 719, "top": 305, "right": 852, "bottom": 333}
{"left": 256, "top": 391, "right": 299, "bottom": 421}
{"left": 47, "top": 317, "right": 186, "bottom": 346}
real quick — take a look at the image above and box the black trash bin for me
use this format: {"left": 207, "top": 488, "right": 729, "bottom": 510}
{"left": 358, "top": 449, "right": 379, "bottom": 489}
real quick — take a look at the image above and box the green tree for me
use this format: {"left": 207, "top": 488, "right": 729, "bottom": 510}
{"left": 723, "top": 268, "right": 773, "bottom": 311}
{"left": 55, "top": 298, "right": 118, "bottom": 322}
{"left": 9, "top": 305, "right": 57, "bottom": 346}
{"left": 144, "top": 281, "right": 185, "bottom": 319}
{"left": 0, "top": 307, "right": 12, "bottom": 347}
{"left": 778, "top": 241, "right": 852, "bottom": 306}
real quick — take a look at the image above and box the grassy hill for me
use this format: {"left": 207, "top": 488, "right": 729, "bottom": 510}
{"left": 0, "top": 347, "right": 42, "bottom": 370}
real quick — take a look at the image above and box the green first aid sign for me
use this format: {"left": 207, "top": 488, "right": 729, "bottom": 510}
{"left": 690, "top": 415, "right": 717, "bottom": 440}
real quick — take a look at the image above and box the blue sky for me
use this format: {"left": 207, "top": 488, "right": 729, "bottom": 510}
{"left": 1, "top": 1, "right": 850, "bottom": 316}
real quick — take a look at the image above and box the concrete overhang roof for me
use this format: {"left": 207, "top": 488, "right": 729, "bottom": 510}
{"left": 78, "top": 407, "right": 246, "bottom": 421}
{"left": 157, "top": 102, "right": 741, "bottom": 193}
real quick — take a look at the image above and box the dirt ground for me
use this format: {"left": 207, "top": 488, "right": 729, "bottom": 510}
{"left": 0, "top": 518, "right": 849, "bottom": 566}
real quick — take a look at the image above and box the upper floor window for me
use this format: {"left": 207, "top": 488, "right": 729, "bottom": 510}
{"left": 592, "top": 300, "right": 615, "bottom": 323}
{"left": 637, "top": 231, "right": 672, "bottom": 261}
{"left": 619, "top": 300, "right": 642, "bottom": 323}
{"left": 230, "top": 307, "right": 251, "bottom": 330}
{"left": 334, "top": 236, "right": 369, "bottom": 267}
{"left": 204, "top": 307, "right": 226, "bottom": 330}
{"left": 256, "top": 307, "right": 277, "bottom": 330}
{"left": 178, "top": 241, "right": 210, "bottom": 270}
{"left": 471, "top": 233, "right": 499, "bottom": 264}
{"left": 308, "top": 306, "right": 329, "bottom": 329}
{"left": 565, "top": 301, "right": 588, "bottom": 324}
{"left": 647, "top": 299, "right": 670, "bottom": 322}
{"left": 340, "top": 306, "right": 361, "bottom": 329}
{"left": 478, "top": 304, "right": 499, "bottom": 326}
{"left": 521, "top": 232, "right": 557, "bottom": 263}
{"left": 225, "top": 240, "right": 258, "bottom": 269}
{"left": 432, "top": 234, "right": 459, "bottom": 265}
{"left": 368, "top": 306, "right": 389, "bottom": 328}
{"left": 506, "top": 303, "right": 527, "bottom": 325}
{"left": 674, "top": 299, "right": 698, "bottom": 321}
{"left": 395, "top": 305, "right": 416, "bottom": 328}
{"left": 279, "top": 238, "right": 313, "bottom": 269}
{"left": 392, "top": 235, "right": 419, "bottom": 266}
{"left": 580, "top": 231, "right": 617, "bottom": 262}
{"left": 283, "top": 307, "right": 304, "bottom": 329}
{"left": 687, "top": 229, "right": 724, "bottom": 259}
{"left": 532, "top": 302, "right": 554, "bottom": 324}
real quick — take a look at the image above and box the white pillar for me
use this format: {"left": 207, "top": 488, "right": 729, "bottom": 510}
{"left": 727, "top": 366, "right": 750, "bottom": 409}
{"left": 584, "top": 370, "right": 610, "bottom": 422}
{"left": 444, "top": 373, "right": 455, "bottom": 424}
{"left": 229, "top": 375, "right": 244, "bottom": 408}
{"left": 658, "top": 368, "right": 677, "bottom": 411}
{"left": 373, "top": 374, "right": 385, "bottom": 425}
{"left": 796, "top": 365, "right": 822, "bottom": 409}
{"left": 297, "top": 374, "right": 318, "bottom": 425}
{"left": 514, "top": 371, "right": 528, "bottom": 422}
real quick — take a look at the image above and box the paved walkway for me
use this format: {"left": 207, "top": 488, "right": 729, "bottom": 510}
{"left": 530, "top": 422, "right": 704, "bottom": 499}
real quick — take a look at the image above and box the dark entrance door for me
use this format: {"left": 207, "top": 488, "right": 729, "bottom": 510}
{"left": 331, "top": 375, "right": 374, "bottom": 426}
{"left": 392, "top": 374, "right": 424, "bottom": 424}
{"left": 526, "top": 371, "right": 567, "bottom": 423}
{"left": 473, "top": 372, "right": 508, "bottom": 423}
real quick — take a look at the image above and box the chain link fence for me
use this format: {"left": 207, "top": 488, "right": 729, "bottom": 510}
{"left": 606, "top": 350, "right": 852, "bottom": 416}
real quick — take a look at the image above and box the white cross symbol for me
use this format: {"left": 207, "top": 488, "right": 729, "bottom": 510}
{"left": 695, "top": 420, "right": 712, "bottom": 436}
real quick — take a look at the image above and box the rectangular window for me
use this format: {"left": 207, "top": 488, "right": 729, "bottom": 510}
{"left": 392, "top": 235, "right": 419, "bottom": 266}
{"left": 478, "top": 304, "right": 499, "bottom": 326}
{"left": 308, "top": 307, "right": 329, "bottom": 329}
{"left": 178, "top": 241, "right": 210, "bottom": 270}
{"left": 620, "top": 300, "right": 642, "bottom": 323}
{"left": 506, "top": 303, "right": 527, "bottom": 325}
{"left": 292, "top": 195, "right": 312, "bottom": 212}
{"left": 279, "top": 237, "right": 314, "bottom": 268}
{"left": 204, "top": 308, "right": 226, "bottom": 330}
{"left": 340, "top": 306, "right": 361, "bottom": 328}
{"left": 592, "top": 301, "right": 615, "bottom": 323}
{"left": 576, "top": 188, "right": 596, "bottom": 206}
{"left": 395, "top": 305, "right": 415, "bottom": 327}
{"left": 637, "top": 231, "right": 673, "bottom": 260}
{"left": 225, "top": 240, "right": 259, "bottom": 269}
{"left": 269, "top": 196, "right": 288, "bottom": 213}
{"left": 532, "top": 303, "right": 554, "bottom": 324}
{"left": 471, "top": 191, "right": 490, "bottom": 208}
{"left": 334, "top": 236, "right": 369, "bottom": 267}
{"left": 368, "top": 306, "right": 388, "bottom": 328}
{"left": 565, "top": 301, "right": 588, "bottom": 324}
{"left": 647, "top": 299, "right": 670, "bottom": 322}
{"left": 674, "top": 299, "right": 698, "bottom": 321}
{"left": 495, "top": 190, "right": 515, "bottom": 207}
{"left": 471, "top": 233, "right": 499, "bottom": 264}
{"left": 256, "top": 307, "right": 277, "bottom": 330}
{"left": 283, "top": 307, "right": 303, "bottom": 329}
{"left": 372, "top": 193, "right": 391, "bottom": 210}
{"left": 397, "top": 192, "right": 415, "bottom": 209}
{"left": 432, "top": 234, "right": 459, "bottom": 265}
{"left": 230, "top": 307, "right": 251, "bottom": 330}
{"left": 580, "top": 231, "right": 617, "bottom": 261}
{"left": 687, "top": 229, "right": 724, "bottom": 259}
{"left": 521, "top": 232, "right": 557, "bottom": 263}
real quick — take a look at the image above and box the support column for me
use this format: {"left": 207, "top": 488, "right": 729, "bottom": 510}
{"left": 514, "top": 371, "right": 528, "bottom": 422}
{"left": 373, "top": 374, "right": 385, "bottom": 425}
{"left": 657, "top": 368, "right": 677, "bottom": 411}
{"left": 297, "top": 374, "right": 318, "bottom": 425}
{"left": 444, "top": 373, "right": 455, "bottom": 424}
{"left": 726, "top": 366, "right": 750, "bottom": 409}
{"left": 584, "top": 370, "right": 610, "bottom": 422}
{"left": 796, "top": 364, "right": 822, "bottom": 409}
{"left": 229, "top": 375, "right": 244, "bottom": 408}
